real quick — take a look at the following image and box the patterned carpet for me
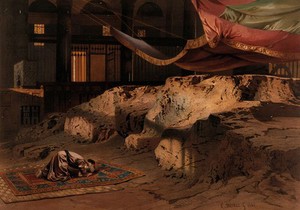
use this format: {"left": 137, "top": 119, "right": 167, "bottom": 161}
{"left": 0, "top": 161, "right": 144, "bottom": 203}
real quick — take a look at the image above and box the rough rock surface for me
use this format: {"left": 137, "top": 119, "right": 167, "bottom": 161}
{"left": 12, "top": 113, "right": 66, "bottom": 159}
{"left": 8, "top": 74, "right": 300, "bottom": 210}
{"left": 15, "top": 113, "right": 65, "bottom": 144}
{"left": 64, "top": 85, "right": 160, "bottom": 143}
{"left": 155, "top": 109, "right": 300, "bottom": 180}
{"left": 126, "top": 75, "right": 298, "bottom": 149}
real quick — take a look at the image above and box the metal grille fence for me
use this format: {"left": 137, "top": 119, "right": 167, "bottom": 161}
{"left": 21, "top": 105, "right": 40, "bottom": 125}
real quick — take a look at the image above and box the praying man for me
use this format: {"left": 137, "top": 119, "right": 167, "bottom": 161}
{"left": 35, "top": 150, "right": 97, "bottom": 181}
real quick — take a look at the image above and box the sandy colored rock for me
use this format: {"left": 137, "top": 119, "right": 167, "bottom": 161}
{"left": 64, "top": 85, "right": 160, "bottom": 142}
{"left": 15, "top": 113, "right": 65, "bottom": 144}
{"left": 6, "top": 74, "right": 300, "bottom": 210}
{"left": 126, "top": 75, "right": 297, "bottom": 149}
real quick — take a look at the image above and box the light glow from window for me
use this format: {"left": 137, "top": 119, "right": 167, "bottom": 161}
{"left": 34, "top": 42, "right": 45, "bottom": 47}
{"left": 137, "top": 29, "right": 146, "bottom": 37}
{"left": 34, "top": 24, "right": 45, "bottom": 34}
{"left": 102, "top": 25, "right": 111, "bottom": 36}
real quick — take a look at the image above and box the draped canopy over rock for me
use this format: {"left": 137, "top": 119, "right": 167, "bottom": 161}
{"left": 112, "top": 0, "right": 300, "bottom": 72}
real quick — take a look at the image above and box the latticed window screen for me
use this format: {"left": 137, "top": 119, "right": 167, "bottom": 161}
{"left": 71, "top": 44, "right": 121, "bottom": 82}
{"left": 21, "top": 106, "right": 40, "bottom": 125}
{"left": 71, "top": 51, "right": 87, "bottom": 82}
{"left": 269, "top": 61, "right": 300, "bottom": 78}
{"left": 34, "top": 24, "right": 45, "bottom": 34}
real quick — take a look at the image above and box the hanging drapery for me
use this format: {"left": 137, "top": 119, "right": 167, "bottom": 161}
{"left": 111, "top": 0, "right": 300, "bottom": 72}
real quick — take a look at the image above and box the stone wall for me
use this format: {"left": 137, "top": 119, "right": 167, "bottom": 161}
{"left": 0, "top": 88, "right": 44, "bottom": 140}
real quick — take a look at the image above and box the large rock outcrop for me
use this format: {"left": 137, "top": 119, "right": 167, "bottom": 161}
{"left": 16, "top": 75, "right": 297, "bottom": 178}
{"left": 13, "top": 113, "right": 66, "bottom": 159}
{"left": 145, "top": 75, "right": 300, "bottom": 183}
{"left": 64, "top": 85, "right": 160, "bottom": 143}
{"left": 15, "top": 112, "right": 65, "bottom": 143}
{"left": 125, "top": 75, "right": 297, "bottom": 149}
{"left": 10, "top": 74, "right": 300, "bottom": 209}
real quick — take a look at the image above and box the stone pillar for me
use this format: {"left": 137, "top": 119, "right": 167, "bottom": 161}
{"left": 182, "top": 0, "right": 203, "bottom": 76}
{"left": 166, "top": 0, "right": 173, "bottom": 37}
{"left": 14, "top": 1, "right": 28, "bottom": 65}
{"left": 0, "top": 0, "right": 28, "bottom": 88}
{"left": 56, "top": 0, "right": 72, "bottom": 83}
{"left": 120, "top": 0, "right": 136, "bottom": 82}
{"left": 183, "top": 0, "right": 197, "bottom": 39}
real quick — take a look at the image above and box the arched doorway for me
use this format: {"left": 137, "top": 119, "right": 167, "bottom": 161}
{"left": 71, "top": 0, "right": 121, "bottom": 82}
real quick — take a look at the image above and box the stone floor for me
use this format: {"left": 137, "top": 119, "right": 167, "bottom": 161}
{"left": 0, "top": 134, "right": 178, "bottom": 210}
{"left": 0, "top": 128, "right": 299, "bottom": 210}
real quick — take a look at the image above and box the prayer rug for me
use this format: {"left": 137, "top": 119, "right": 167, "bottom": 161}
{"left": 0, "top": 161, "right": 144, "bottom": 203}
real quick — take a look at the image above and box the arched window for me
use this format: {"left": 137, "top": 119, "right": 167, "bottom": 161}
{"left": 81, "top": 0, "right": 113, "bottom": 15}
{"left": 137, "top": 2, "right": 163, "bottom": 18}
{"left": 29, "top": 0, "right": 57, "bottom": 13}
